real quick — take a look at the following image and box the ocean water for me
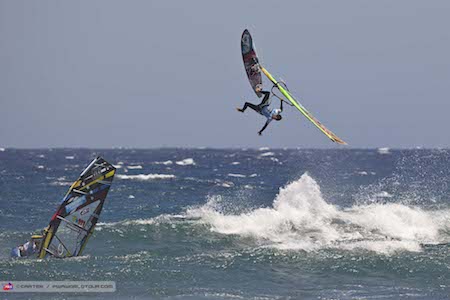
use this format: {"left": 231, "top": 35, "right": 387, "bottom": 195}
{"left": 1, "top": 148, "right": 450, "bottom": 300}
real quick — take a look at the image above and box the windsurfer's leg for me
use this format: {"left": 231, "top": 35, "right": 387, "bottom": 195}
{"left": 257, "top": 91, "right": 271, "bottom": 107}
{"left": 241, "top": 102, "right": 260, "bottom": 113}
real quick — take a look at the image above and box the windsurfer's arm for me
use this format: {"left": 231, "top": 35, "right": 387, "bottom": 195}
{"left": 279, "top": 99, "right": 283, "bottom": 112}
{"left": 258, "top": 120, "right": 270, "bottom": 136}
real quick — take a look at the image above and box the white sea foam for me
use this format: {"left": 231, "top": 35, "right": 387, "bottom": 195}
{"left": 218, "top": 181, "right": 234, "bottom": 188}
{"left": 231, "top": 162, "right": 241, "bottom": 165}
{"left": 270, "top": 157, "right": 280, "bottom": 163}
{"left": 65, "top": 156, "right": 75, "bottom": 160}
{"left": 134, "top": 217, "right": 166, "bottom": 225}
{"left": 98, "top": 214, "right": 183, "bottom": 227}
{"left": 176, "top": 158, "right": 196, "bottom": 166}
{"left": 0, "top": 148, "right": 5, "bottom": 152}
{"left": 127, "top": 165, "right": 143, "bottom": 169}
{"left": 117, "top": 174, "right": 175, "bottom": 180}
{"left": 155, "top": 160, "right": 173, "bottom": 165}
{"left": 186, "top": 173, "right": 449, "bottom": 254}
{"left": 258, "top": 147, "right": 270, "bottom": 151}
{"left": 227, "top": 173, "right": 246, "bottom": 178}
{"left": 376, "top": 191, "right": 393, "bottom": 198}
{"left": 50, "top": 181, "right": 72, "bottom": 186}
{"left": 378, "top": 147, "right": 391, "bottom": 155}
{"left": 259, "top": 152, "right": 275, "bottom": 157}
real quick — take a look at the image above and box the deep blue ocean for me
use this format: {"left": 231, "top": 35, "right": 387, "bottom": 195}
{"left": 1, "top": 148, "right": 450, "bottom": 300}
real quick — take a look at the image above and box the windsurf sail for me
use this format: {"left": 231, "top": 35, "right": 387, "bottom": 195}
{"left": 241, "top": 29, "right": 263, "bottom": 97}
{"left": 241, "top": 29, "right": 347, "bottom": 145}
{"left": 38, "top": 157, "right": 116, "bottom": 258}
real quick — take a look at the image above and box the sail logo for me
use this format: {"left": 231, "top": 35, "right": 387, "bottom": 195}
{"left": 80, "top": 207, "right": 90, "bottom": 215}
{"left": 3, "top": 282, "right": 13, "bottom": 291}
{"left": 72, "top": 216, "right": 86, "bottom": 227}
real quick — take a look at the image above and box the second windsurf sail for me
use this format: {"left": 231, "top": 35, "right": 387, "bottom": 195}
{"left": 38, "top": 156, "right": 116, "bottom": 258}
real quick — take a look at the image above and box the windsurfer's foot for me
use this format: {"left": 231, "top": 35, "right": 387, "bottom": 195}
{"left": 236, "top": 108, "right": 244, "bottom": 112}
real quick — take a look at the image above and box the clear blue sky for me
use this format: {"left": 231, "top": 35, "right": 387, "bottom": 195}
{"left": 1, "top": 0, "right": 449, "bottom": 148}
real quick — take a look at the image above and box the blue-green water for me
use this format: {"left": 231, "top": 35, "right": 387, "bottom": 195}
{"left": 1, "top": 148, "right": 450, "bottom": 299}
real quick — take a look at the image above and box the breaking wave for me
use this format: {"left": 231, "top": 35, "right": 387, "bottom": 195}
{"left": 185, "top": 174, "right": 450, "bottom": 254}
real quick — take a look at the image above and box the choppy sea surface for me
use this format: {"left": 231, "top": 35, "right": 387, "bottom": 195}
{"left": 1, "top": 148, "right": 450, "bottom": 300}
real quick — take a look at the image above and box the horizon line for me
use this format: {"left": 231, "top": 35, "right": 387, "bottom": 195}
{"left": 0, "top": 146, "right": 445, "bottom": 151}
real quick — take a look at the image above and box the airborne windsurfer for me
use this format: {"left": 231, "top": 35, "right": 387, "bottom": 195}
{"left": 237, "top": 87, "right": 283, "bottom": 135}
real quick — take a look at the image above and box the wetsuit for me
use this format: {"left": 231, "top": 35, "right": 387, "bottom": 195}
{"left": 241, "top": 91, "right": 272, "bottom": 114}
{"left": 240, "top": 91, "right": 283, "bottom": 135}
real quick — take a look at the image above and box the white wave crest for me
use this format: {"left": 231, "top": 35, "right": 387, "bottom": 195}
{"left": 227, "top": 173, "right": 246, "bottom": 178}
{"left": 176, "top": 158, "right": 196, "bottom": 166}
{"left": 154, "top": 160, "right": 173, "bottom": 165}
{"left": 117, "top": 174, "right": 175, "bottom": 180}
{"left": 186, "top": 173, "right": 449, "bottom": 254}
{"left": 259, "top": 152, "right": 275, "bottom": 157}
{"left": 127, "top": 165, "right": 143, "bottom": 169}
{"left": 97, "top": 214, "right": 187, "bottom": 228}
{"left": 50, "top": 181, "right": 72, "bottom": 186}
{"left": 378, "top": 147, "right": 391, "bottom": 155}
